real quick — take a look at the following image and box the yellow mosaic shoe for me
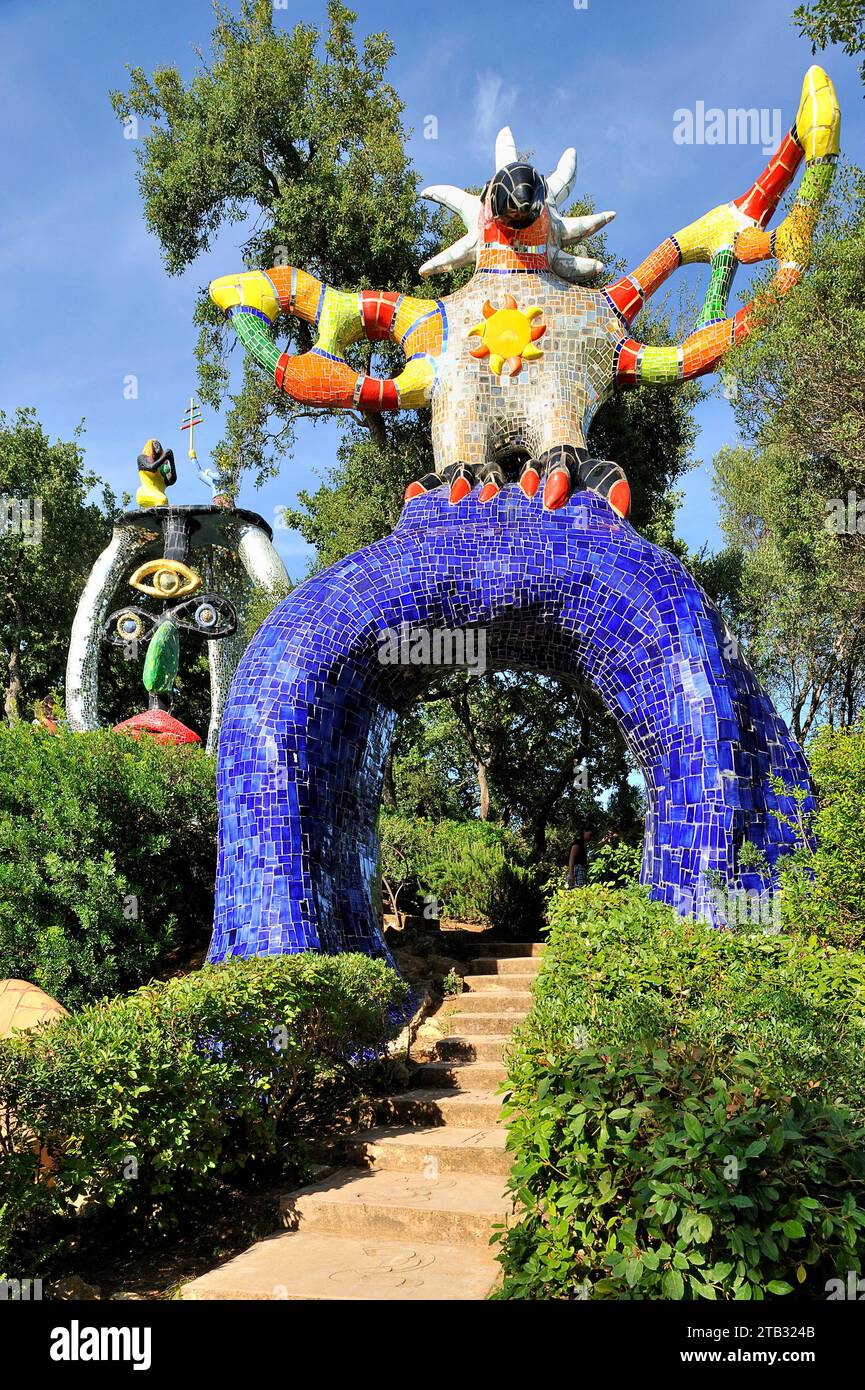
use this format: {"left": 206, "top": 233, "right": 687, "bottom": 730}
{"left": 795, "top": 64, "right": 841, "bottom": 162}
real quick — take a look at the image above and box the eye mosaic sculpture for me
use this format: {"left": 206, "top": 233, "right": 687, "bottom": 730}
{"left": 204, "top": 68, "right": 839, "bottom": 968}
{"left": 67, "top": 409, "right": 291, "bottom": 750}
{"left": 106, "top": 458, "right": 240, "bottom": 746}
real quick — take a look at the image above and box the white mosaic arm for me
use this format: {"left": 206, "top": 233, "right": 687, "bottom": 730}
{"left": 66, "top": 527, "right": 148, "bottom": 731}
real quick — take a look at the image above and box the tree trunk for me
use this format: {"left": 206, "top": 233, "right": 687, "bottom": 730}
{"left": 362, "top": 411, "right": 388, "bottom": 449}
{"left": 381, "top": 877, "right": 404, "bottom": 932}
{"left": 530, "top": 818, "right": 547, "bottom": 862}
{"left": 526, "top": 716, "right": 589, "bottom": 864}
{"left": 3, "top": 659, "right": 23, "bottom": 722}
{"left": 477, "top": 762, "right": 491, "bottom": 820}
{"left": 3, "top": 593, "right": 24, "bottom": 722}
{"left": 382, "top": 747, "right": 397, "bottom": 808}
{"left": 444, "top": 687, "right": 493, "bottom": 821}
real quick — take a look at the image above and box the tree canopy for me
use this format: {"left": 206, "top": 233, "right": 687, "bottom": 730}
{"left": 0, "top": 410, "right": 114, "bottom": 723}
{"left": 713, "top": 165, "right": 865, "bottom": 737}
{"left": 111, "top": 0, "right": 438, "bottom": 494}
{"left": 793, "top": 0, "right": 865, "bottom": 85}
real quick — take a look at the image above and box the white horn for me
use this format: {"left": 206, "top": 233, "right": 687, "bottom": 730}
{"left": 420, "top": 185, "right": 482, "bottom": 232}
{"left": 420, "top": 230, "right": 478, "bottom": 278}
{"left": 547, "top": 146, "right": 577, "bottom": 207}
{"left": 560, "top": 210, "right": 616, "bottom": 244}
{"left": 495, "top": 125, "right": 518, "bottom": 169}
{"left": 549, "top": 245, "right": 604, "bottom": 284}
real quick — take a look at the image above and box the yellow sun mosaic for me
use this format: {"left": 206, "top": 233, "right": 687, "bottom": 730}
{"left": 468, "top": 295, "right": 546, "bottom": 377}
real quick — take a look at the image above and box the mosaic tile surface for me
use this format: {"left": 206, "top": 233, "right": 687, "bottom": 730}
{"left": 208, "top": 488, "right": 813, "bottom": 965}
{"left": 210, "top": 68, "right": 839, "bottom": 517}
{"left": 206, "top": 68, "right": 839, "bottom": 964}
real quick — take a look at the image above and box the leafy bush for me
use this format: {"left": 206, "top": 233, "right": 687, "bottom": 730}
{"left": 0, "top": 724, "right": 216, "bottom": 1008}
{"left": 496, "top": 886, "right": 865, "bottom": 1300}
{"left": 0, "top": 952, "right": 408, "bottom": 1272}
{"left": 776, "top": 722, "right": 865, "bottom": 948}
{"left": 379, "top": 812, "right": 544, "bottom": 931}
{"left": 588, "top": 838, "right": 642, "bottom": 888}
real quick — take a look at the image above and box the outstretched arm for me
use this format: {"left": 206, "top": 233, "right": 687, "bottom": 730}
{"left": 210, "top": 266, "right": 442, "bottom": 411}
{"left": 606, "top": 66, "right": 840, "bottom": 388}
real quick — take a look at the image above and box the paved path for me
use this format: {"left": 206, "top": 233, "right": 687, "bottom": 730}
{"left": 181, "top": 943, "right": 542, "bottom": 1300}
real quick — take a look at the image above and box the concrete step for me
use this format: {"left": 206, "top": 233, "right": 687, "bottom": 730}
{"left": 341, "top": 1124, "right": 510, "bottom": 1176}
{"left": 279, "top": 1167, "right": 510, "bottom": 1246}
{"left": 434, "top": 1034, "right": 511, "bottom": 1063}
{"left": 181, "top": 1230, "right": 501, "bottom": 1300}
{"left": 472, "top": 942, "right": 544, "bottom": 957}
{"left": 461, "top": 973, "right": 537, "bottom": 993}
{"left": 376, "top": 1087, "right": 504, "bottom": 1128}
{"left": 441, "top": 1011, "right": 528, "bottom": 1035}
{"left": 411, "top": 1059, "right": 506, "bottom": 1090}
{"left": 442, "top": 990, "right": 533, "bottom": 1014}
{"left": 469, "top": 955, "right": 543, "bottom": 976}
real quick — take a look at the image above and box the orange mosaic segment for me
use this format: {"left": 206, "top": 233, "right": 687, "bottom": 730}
{"left": 477, "top": 247, "right": 550, "bottom": 271}
{"left": 732, "top": 303, "right": 753, "bottom": 344}
{"left": 268, "top": 265, "right": 323, "bottom": 324}
{"left": 276, "top": 351, "right": 359, "bottom": 408}
{"left": 734, "top": 226, "right": 773, "bottom": 263}
{"left": 480, "top": 207, "right": 550, "bottom": 248}
{"left": 633, "top": 237, "right": 682, "bottom": 295}
{"left": 477, "top": 207, "right": 551, "bottom": 272}
{"left": 606, "top": 237, "right": 681, "bottom": 323}
{"left": 680, "top": 320, "right": 734, "bottom": 378}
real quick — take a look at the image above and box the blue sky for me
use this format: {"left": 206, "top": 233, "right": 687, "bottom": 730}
{"left": 0, "top": 0, "right": 862, "bottom": 576}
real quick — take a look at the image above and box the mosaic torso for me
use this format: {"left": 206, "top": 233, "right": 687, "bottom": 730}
{"left": 431, "top": 273, "right": 618, "bottom": 470}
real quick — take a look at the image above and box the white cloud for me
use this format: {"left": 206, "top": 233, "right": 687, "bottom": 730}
{"left": 471, "top": 69, "right": 520, "bottom": 157}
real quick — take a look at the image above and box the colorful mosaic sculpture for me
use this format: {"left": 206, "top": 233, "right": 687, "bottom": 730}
{"left": 209, "top": 490, "right": 814, "bottom": 965}
{"left": 210, "top": 67, "right": 839, "bottom": 518}
{"left": 206, "top": 69, "right": 837, "bottom": 967}
{"left": 67, "top": 430, "right": 290, "bottom": 750}
{"left": 135, "top": 438, "right": 177, "bottom": 510}
{"left": 101, "top": 446, "right": 240, "bottom": 744}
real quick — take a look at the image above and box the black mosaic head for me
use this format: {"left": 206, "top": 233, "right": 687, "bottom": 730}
{"left": 488, "top": 161, "right": 547, "bottom": 229}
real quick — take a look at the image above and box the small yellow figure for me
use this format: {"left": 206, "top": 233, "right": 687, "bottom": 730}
{"left": 135, "top": 439, "right": 177, "bottom": 509}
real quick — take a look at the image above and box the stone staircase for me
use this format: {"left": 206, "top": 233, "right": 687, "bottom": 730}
{"left": 181, "top": 942, "right": 542, "bottom": 1300}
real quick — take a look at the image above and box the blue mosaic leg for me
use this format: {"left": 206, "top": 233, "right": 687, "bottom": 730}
{"left": 208, "top": 488, "right": 813, "bottom": 963}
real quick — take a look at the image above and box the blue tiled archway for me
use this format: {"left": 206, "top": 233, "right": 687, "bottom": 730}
{"left": 208, "top": 488, "right": 811, "bottom": 964}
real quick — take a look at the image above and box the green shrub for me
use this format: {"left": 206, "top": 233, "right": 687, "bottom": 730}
{"left": 776, "top": 722, "right": 865, "bottom": 948}
{"left": 588, "top": 838, "right": 643, "bottom": 887}
{"left": 496, "top": 886, "right": 865, "bottom": 1300}
{"left": 379, "top": 812, "right": 544, "bottom": 931}
{"left": 0, "top": 951, "right": 408, "bottom": 1272}
{"left": 0, "top": 724, "right": 216, "bottom": 1008}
